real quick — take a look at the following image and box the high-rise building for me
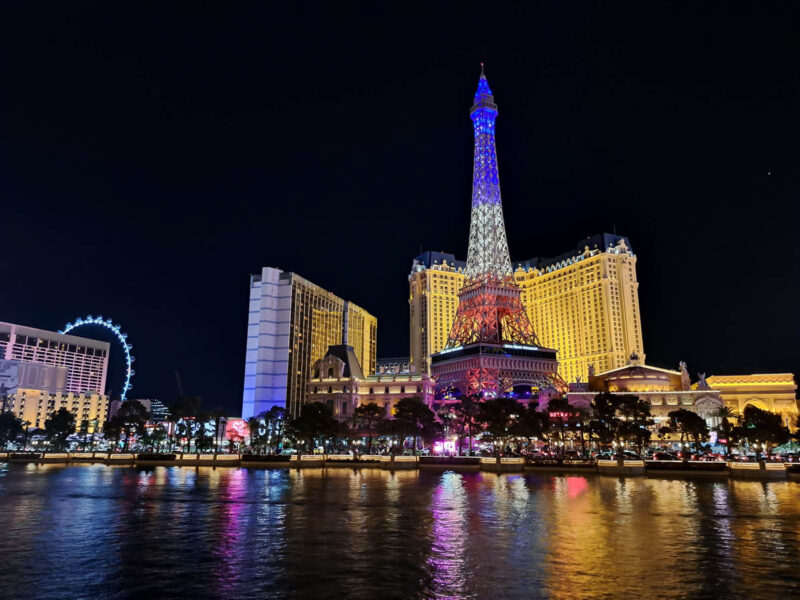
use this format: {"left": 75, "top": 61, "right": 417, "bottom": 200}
{"left": 0, "top": 322, "right": 110, "bottom": 395}
{"left": 410, "top": 234, "right": 646, "bottom": 383}
{"left": 242, "top": 267, "right": 377, "bottom": 419}
{"left": 430, "top": 67, "right": 562, "bottom": 400}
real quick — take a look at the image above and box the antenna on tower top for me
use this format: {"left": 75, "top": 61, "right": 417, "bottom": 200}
{"left": 480, "top": 62, "right": 485, "bottom": 76}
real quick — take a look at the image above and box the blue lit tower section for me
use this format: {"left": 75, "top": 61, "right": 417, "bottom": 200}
{"left": 465, "top": 66, "right": 514, "bottom": 281}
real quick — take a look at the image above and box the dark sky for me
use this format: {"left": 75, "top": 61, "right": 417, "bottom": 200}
{"left": 2, "top": 2, "right": 798, "bottom": 415}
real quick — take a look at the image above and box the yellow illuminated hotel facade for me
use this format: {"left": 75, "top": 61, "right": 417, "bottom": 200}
{"left": 409, "top": 234, "right": 645, "bottom": 383}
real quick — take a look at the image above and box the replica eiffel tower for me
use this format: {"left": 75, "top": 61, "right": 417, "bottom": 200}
{"left": 431, "top": 66, "right": 565, "bottom": 400}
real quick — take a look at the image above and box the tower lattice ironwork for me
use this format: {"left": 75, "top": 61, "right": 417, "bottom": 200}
{"left": 432, "top": 66, "right": 565, "bottom": 399}
{"left": 446, "top": 66, "right": 541, "bottom": 350}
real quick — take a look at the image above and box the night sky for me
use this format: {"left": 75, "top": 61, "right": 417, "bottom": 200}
{"left": 2, "top": 2, "right": 798, "bottom": 415}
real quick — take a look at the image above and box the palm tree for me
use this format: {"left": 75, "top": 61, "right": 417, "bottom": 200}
{"left": 209, "top": 408, "right": 226, "bottom": 453}
{"left": 714, "top": 405, "right": 738, "bottom": 458}
{"left": 247, "top": 416, "right": 262, "bottom": 454}
{"left": 355, "top": 403, "right": 383, "bottom": 454}
{"left": 393, "top": 397, "right": 437, "bottom": 456}
{"left": 453, "top": 395, "right": 481, "bottom": 455}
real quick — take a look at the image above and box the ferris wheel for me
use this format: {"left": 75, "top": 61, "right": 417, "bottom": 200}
{"left": 59, "top": 315, "right": 135, "bottom": 402}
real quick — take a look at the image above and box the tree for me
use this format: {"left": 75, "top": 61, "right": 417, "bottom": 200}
{"left": 146, "top": 424, "right": 168, "bottom": 452}
{"left": 45, "top": 408, "right": 76, "bottom": 451}
{"left": 571, "top": 405, "right": 593, "bottom": 457}
{"left": 666, "top": 409, "right": 709, "bottom": 457}
{"left": 714, "top": 406, "right": 739, "bottom": 458}
{"left": 355, "top": 402, "right": 384, "bottom": 454}
{"left": 478, "top": 397, "right": 522, "bottom": 462}
{"left": 264, "top": 406, "right": 286, "bottom": 454}
{"left": 377, "top": 417, "right": 404, "bottom": 455}
{"left": 208, "top": 407, "right": 226, "bottom": 452}
{"left": 247, "top": 416, "right": 264, "bottom": 454}
{"left": 169, "top": 396, "right": 204, "bottom": 452}
{"left": 286, "top": 402, "right": 338, "bottom": 454}
{"left": 117, "top": 400, "right": 150, "bottom": 451}
{"left": 794, "top": 414, "right": 800, "bottom": 444}
{"left": 104, "top": 417, "right": 124, "bottom": 452}
{"left": 590, "top": 392, "right": 619, "bottom": 449}
{"left": 591, "top": 392, "right": 653, "bottom": 458}
{"left": 617, "top": 396, "right": 653, "bottom": 457}
{"left": 511, "top": 403, "right": 547, "bottom": 452}
{"left": 393, "top": 396, "right": 437, "bottom": 455}
{"left": 453, "top": 395, "right": 481, "bottom": 455}
{"left": 195, "top": 423, "right": 215, "bottom": 452}
{"left": 0, "top": 412, "right": 23, "bottom": 449}
{"left": 546, "top": 398, "right": 572, "bottom": 455}
{"left": 737, "top": 405, "right": 790, "bottom": 458}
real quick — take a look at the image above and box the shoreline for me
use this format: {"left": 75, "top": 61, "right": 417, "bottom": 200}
{"left": 2, "top": 452, "right": 798, "bottom": 481}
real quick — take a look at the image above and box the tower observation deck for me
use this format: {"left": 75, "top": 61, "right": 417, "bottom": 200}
{"left": 431, "top": 66, "right": 565, "bottom": 400}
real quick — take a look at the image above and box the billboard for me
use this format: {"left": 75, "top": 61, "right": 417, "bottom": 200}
{"left": 0, "top": 359, "right": 66, "bottom": 394}
{"left": 0, "top": 360, "right": 20, "bottom": 396}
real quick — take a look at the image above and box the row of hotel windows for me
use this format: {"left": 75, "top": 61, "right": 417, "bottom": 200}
{"left": 2, "top": 335, "right": 108, "bottom": 356}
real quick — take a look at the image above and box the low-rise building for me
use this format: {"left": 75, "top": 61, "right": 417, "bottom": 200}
{"left": 307, "top": 345, "right": 434, "bottom": 419}
{"left": 703, "top": 374, "right": 797, "bottom": 427}
{"left": 567, "top": 355, "right": 724, "bottom": 426}
{"left": 109, "top": 398, "right": 170, "bottom": 422}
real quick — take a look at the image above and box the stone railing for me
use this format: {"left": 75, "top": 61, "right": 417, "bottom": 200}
{"left": 479, "top": 456, "right": 526, "bottom": 471}
{"left": 379, "top": 455, "right": 419, "bottom": 469}
{"left": 728, "top": 461, "right": 787, "bottom": 479}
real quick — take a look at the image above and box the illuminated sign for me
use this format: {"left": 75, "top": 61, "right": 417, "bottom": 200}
{"left": 433, "top": 440, "right": 456, "bottom": 454}
{"left": 502, "top": 344, "right": 539, "bottom": 351}
{"left": 549, "top": 411, "right": 577, "bottom": 419}
{"left": 437, "top": 346, "right": 463, "bottom": 355}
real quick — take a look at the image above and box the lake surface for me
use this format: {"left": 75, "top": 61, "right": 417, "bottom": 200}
{"left": 0, "top": 464, "right": 798, "bottom": 599}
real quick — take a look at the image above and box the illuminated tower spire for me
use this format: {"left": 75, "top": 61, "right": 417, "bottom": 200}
{"left": 431, "top": 66, "right": 564, "bottom": 398}
{"left": 445, "top": 66, "right": 541, "bottom": 349}
{"left": 465, "top": 64, "right": 514, "bottom": 282}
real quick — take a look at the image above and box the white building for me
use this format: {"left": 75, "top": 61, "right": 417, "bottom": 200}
{"left": 0, "top": 322, "right": 109, "bottom": 395}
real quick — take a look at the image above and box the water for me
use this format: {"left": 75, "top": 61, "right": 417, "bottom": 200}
{"left": 0, "top": 464, "right": 798, "bottom": 600}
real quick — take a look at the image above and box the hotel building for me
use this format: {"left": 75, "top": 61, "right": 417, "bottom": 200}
{"left": 566, "top": 356, "right": 723, "bottom": 425}
{"left": 409, "top": 233, "right": 645, "bottom": 383}
{"left": 307, "top": 345, "right": 434, "bottom": 419}
{"left": 0, "top": 322, "right": 110, "bottom": 395}
{"left": 242, "top": 267, "right": 377, "bottom": 419}
{"left": 704, "top": 374, "right": 798, "bottom": 427}
{"left": 0, "top": 359, "right": 108, "bottom": 431}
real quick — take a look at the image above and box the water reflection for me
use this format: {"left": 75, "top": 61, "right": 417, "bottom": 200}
{"left": 426, "top": 472, "right": 468, "bottom": 598}
{"left": 0, "top": 465, "right": 798, "bottom": 600}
